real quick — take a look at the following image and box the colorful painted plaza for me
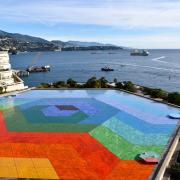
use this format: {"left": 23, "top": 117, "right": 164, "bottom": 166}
{"left": 0, "top": 90, "right": 179, "bottom": 179}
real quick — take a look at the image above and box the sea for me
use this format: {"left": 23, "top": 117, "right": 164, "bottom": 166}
{"left": 10, "top": 49, "right": 180, "bottom": 92}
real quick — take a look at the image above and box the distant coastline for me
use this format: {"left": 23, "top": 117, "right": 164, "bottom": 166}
{"left": 10, "top": 50, "right": 180, "bottom": 92}
{"left": 0, "top": 29, "right": 124, "bottom": 52}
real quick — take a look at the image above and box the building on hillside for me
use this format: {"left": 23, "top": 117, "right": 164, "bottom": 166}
{"left": 0, "top": 51, "right": 27, "bottom": 93}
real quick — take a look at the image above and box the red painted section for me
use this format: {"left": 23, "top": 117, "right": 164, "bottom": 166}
{"left": 0, "top": 112, "right": 155, "bottom": 179}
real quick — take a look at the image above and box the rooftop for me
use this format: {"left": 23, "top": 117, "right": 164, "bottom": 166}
{"left": 0, "top": 89, "right": 179, "bottom": 179}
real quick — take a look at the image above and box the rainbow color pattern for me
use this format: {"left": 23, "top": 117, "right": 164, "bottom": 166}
{"left": 0, "top": 90, "right": 179, "bottom": 179}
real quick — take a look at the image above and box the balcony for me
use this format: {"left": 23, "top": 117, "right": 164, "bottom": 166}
{"left": 0, "top": 78, "right": 14, "bottom": 86}
{"left": 0, "top": 56, "right": 9, "bottom": 62}
{"left": 0, "top": 70, "right": 13, "bottom": 80}
{"left": 0, "top": 63, "right": 11, "bottom": 71}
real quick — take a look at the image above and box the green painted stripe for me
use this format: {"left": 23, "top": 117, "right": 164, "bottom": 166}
{"left": 90, "top": 125, "right": 165, "bottom": 160}
{"left": 3, "top": 107, "right": 97, "bottom": 132}
{"left": 103, "top": 117, "right": 169, "bottom": 145}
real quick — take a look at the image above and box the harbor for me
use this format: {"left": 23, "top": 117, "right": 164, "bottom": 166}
{"left": 9, "top": 50, "right": 180, "bottom": 92}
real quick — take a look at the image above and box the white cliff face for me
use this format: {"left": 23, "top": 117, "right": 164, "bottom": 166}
{"left": 0, "top": 51, "right": 27, "bottom": 92}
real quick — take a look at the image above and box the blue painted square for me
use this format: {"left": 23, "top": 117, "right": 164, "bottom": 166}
{"left": 42, "top": 105, "right": 78, "bottom": 117}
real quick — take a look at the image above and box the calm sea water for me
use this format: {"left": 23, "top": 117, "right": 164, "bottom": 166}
{"left": 10, "top": 49, "right": 180, "bottom": 92}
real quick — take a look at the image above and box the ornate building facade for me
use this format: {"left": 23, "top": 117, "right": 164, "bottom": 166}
{"left": 0, "top": 51, "right": 27, "bottom": 92}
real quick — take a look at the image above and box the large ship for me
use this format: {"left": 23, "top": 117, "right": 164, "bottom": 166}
{"left": 26, "top": 52, "right": 50, "bottom": 73}
{"left": 26, "top": 65, "right": 50, "bottom": 73}
{"left": 130, "top": 49, "right": 149, "bottom": 56}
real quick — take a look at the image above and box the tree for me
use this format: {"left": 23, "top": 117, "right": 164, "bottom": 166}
{"left": 85, "top": 76, "right": 101, "bottom": 88}
{"left": 116, "top": 81, "right": 137, "bottom": 93}
{"left": 53, "top": 81, "right": 66, "bottom": 88}
{"left": 123, "top": 81, "right": 137, "bottom": 92}
{"left": 39, "top": 83, "right": 51, "bottom": 88}
{"left": 116, "top": 82, "right": 124, "bottom": 89}
{"left": 167, "top": 92, "right": 180, "bottom": 106}
{"left": 143, "top": 87, "right": 167, "bottom": 99}
{"left": 67, "top": 78, "right": 77, "bottom": 88}
{"left": 99, "top": 77, "right": 108, "bottom": 88}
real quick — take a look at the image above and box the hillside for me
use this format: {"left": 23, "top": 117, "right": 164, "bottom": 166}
{"left": 0, "top": 30, "right": 50, "bottom": 43}
{"left": 51, "top": 40, "right": 119, "bottom": 47}
{"left": 65, "top": 41, "right": 116, "bottom": 47}
{"left": 0, "top": 30, "right": 123, "bottom": 52}
{"left": 0, "top": 30, "right": 58, "bottom": 52}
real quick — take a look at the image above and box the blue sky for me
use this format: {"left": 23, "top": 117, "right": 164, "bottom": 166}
{"left": 0, "top": 0, "right": 180, "bottom": 48}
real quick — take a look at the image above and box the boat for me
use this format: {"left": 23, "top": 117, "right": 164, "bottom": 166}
{"left": 26, "top": 65, "right": 50, "bottom": 73}
{"left": 130, "top": 49, "right": 149, "bottom": 56}
{"left": 139, "top": 152, "right": 160, "bottom": 163}
{"left": 101, "top": 67, "right": 114, "bottom": 72}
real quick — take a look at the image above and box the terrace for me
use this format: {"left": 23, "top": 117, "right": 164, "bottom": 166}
{"left": 0, "top": 89, "right": 179, "bottom": 179}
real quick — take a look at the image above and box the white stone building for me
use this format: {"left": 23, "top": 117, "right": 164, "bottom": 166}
{"left": 0, "top": 51, "right": 27, "bottom": 92}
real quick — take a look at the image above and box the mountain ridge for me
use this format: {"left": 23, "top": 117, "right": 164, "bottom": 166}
{"left": 0, "top": 30, "right": 50, "bottom": 44}
{"left": 0, "top": 30, "right": 123, "bottom": 51}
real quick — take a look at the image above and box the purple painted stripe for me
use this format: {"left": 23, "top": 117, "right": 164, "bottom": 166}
{"left": 95, "top": 97, "right": 178, "bottom": 125}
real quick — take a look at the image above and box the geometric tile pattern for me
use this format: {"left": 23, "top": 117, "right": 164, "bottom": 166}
{"left": 0, "top": 90, "right": 179, "bottom": 179}
{"left": 42, "top": 105, "right": 78, "bottom": 117}
{"left": 90, "top": 125, "right": 165, "bottom": 160}
{"left": 0, "top": 157, "right": 59, "bottom": 179}
{"left": 3, "top": 98, "right": 119, "bottom": 132}
{"left": 25, "top": 106, "right": 87, "bottom": 123}
{"left": 103, "top": 118, "right": 169, "bottom": 145}
{"left": 56, "top": 105, "right": 79, "bottom": 110}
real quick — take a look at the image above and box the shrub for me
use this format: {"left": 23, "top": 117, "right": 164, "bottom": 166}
{"left": 67, "top": 78, "right": 77, "bottom": 88}
{"left": 39, "top": 83, "right": 51, "bottom": 88}
{"left": 53, "top": 81, "right": 66, "bottom": 88}
{"left": 167, "top": 92, "right": 180, "bottom": 106}
{"left": 99, "top": 77, "right": 108, "bottom": 88}
{"left": 85, "top": 76, "right": 101, "bottom": 88}
{"left": 116, "top": 81, "right": 137, "bottom": 93}
{"left": 116, "top": 82, "right": 124, "bottom": 89}
{"left": 143, "top": 87, "right": 167, "bottom": 99}
{"left": 143, "top": 87, "right": 152, "bottom": 95}
{"left": 123, "top": 81, "right": 137, "bottom": 92}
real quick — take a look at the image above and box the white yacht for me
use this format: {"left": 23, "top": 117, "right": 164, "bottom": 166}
{"left": 130, "top": 49, "right": 149, "bottom": 56}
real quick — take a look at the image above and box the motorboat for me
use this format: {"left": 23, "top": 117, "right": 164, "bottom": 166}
{"left": 101, "top": 67, "right": 114, "bottom": 72}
